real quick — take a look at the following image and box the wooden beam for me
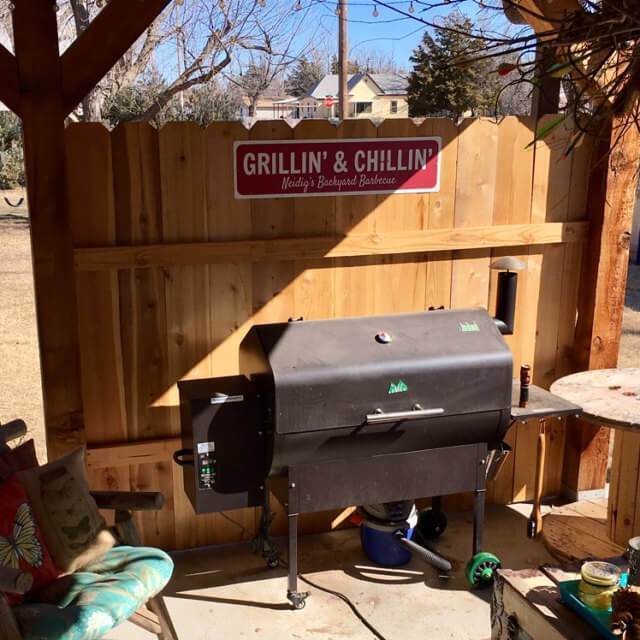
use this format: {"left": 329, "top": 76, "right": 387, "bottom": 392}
{"left": 12, "top": 0, "right": 85, "bottom": 458}
{"left": 61, "top": 0, "right": 173, "bottom": 116}
{"left": 510, "top": 0, "right": 582, "bottom": 33}
{"left": 91, "top": 490, "right": 165, "bottom": 511}
{"left": 562, "top": 118, "right": 640, "bottom": 497}
{"left": 86, "top": 437, "right": 181, "bottom": 469}
{"left": 74, "top": 221, "right": 589, "bottom": 271}
{"left": 0, "top": 43, "right": 21, "bottom": 116}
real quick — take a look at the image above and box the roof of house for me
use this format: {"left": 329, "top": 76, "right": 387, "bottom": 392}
{"left": 307, "top": 73, "right": 408, "bottom": 99}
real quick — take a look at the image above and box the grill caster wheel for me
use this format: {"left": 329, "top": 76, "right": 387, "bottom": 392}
{"left": 417, "top": 508, "right": 447, "bottom": 540}
{"left": 288, "top": 590, "right": 309, "bottom": 610}
{"left": 267, "top": 556, "right": 280, "bottom": 569}
{"left": 465, "top": 552, "right": 501, "bottom": 588}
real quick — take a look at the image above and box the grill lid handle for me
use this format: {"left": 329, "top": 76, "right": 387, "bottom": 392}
{"left": 365, "top": 405, "right": 445, "bottom": 424}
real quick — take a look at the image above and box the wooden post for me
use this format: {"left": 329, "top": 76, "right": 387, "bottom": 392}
{"left": 7, "top": 0, "right": 173, "bottom": 459}
{"left": 531, "top": 45, "right": 561, "bottom": 120}
{"left": 338, "top": 0, "right": 348, "bottom": 120}
{"left": 563, "top": 118, "right": 640, "bottom": 498}
{"left": 12, "top": 0, "right": 85, "bottom": 458}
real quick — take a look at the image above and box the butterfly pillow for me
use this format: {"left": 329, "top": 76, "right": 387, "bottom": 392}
{"left": 0, "top": 475, "right": 61, "bottom": 604}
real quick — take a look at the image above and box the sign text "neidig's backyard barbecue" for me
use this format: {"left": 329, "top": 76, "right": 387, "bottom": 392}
{"left": 234, "top": 137, "right": 441, "bottom": 199}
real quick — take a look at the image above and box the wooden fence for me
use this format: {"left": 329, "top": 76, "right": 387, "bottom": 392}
{"left": 65, "top": 116, "right": 593, "bottom": 550}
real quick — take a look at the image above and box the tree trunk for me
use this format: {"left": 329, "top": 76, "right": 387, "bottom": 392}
{"left": 81, "top": 90, "right": 102, "bottom": 121}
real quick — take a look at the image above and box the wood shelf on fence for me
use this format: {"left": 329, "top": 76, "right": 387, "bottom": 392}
{"left": 74, "top": 221, "right": 589, "bottom": 271}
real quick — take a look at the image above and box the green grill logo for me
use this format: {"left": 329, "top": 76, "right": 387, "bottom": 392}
{"left": 459, "top": 321, "right": 480, "bottom": 333}
{"left": 388, "top": 380, "right": 408, "bottom": 394}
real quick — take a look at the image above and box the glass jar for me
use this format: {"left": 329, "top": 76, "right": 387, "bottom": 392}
{"left": 578, "top": 561, "right": 621, "bottom": 610}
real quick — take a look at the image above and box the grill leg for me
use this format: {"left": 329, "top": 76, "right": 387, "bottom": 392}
{"left": 286, "top": 476, "right": 309, "bottom": 610}
{"left": 251, "top": 490, "right": 279, "bottom": 568}
{"left": 287, "top": 512, "right": 308, "bottom": 609}
{"left": 473, "top": 488, "right": 486, "bottom": 556}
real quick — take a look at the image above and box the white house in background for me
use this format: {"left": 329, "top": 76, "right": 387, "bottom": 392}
{"left": 278, "top": 72, "right": 409, "bottom": 120}
{"left": 239, "top": 94, "right": 297, "bottom": 120}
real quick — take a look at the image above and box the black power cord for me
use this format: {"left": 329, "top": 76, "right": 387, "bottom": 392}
{"left": 216, "top": 511, "right": 389, "bottom": 639}
{"left": 297, "top": 573, "right": 388, "bottom": 640}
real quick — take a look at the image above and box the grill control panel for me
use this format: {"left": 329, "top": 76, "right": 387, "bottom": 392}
{"left": 197, "top": 441, "right": 216, "bottom": 489}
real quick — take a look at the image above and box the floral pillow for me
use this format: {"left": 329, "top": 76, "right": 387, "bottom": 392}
{"left": 0, "top": 475, "right": 61, "bottom": 603}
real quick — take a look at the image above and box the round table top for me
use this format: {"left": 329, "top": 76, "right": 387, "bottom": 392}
{"left": 550, "top": 368, "right": 640, "bottom": 430}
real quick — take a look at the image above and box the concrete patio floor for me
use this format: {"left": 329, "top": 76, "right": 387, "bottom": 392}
{"left": 106, "top": 504, "right": 554, "bottom": 640}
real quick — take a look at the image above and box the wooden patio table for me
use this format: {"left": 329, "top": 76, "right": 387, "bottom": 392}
{"left": 551, "top": 368, "right": 640, "bottom": 547}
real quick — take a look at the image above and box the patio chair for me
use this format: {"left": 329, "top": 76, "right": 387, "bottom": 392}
{"left": 0, "top": 419, "right": 178, "bottom": 640}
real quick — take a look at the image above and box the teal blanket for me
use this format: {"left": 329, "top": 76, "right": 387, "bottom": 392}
{"left": 13, "top": 546, "right": 173, "bottom": 640}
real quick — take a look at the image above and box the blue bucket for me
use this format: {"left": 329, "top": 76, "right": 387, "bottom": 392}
{"left": 360, "top": 519, "right": 415, "bottom": 567}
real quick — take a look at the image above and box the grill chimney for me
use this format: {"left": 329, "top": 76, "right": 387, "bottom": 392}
{"left": 491, "top": 257, "right": 526, "bottom": 335}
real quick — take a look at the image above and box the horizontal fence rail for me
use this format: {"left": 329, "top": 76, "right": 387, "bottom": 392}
{"left": 74, "top": 221, "right": 589, "bottom": 270}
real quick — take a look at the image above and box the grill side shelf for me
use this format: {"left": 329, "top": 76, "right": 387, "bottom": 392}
{"left": 510, "top": 382, "right": 582, "bottom": 422}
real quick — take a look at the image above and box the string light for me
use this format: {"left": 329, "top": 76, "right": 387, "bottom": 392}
{"left": 372, "top": 3, "right": 379, "bottom": 17}
{"left": 334, "top": 3, "right": 340, "bottom": 15}
{"left": 294, "top": 0, "right": 302, "bottom": 9}
{"left": 408, "top": 0, "right": 415, "bottom": 13}
{"left": 258, "top": 0, "right": 265, "bottom": 6}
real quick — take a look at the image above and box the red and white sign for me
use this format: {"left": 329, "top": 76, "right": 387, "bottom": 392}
{"left": 234, "top": 136, "right": 441, "bottom": 199}
{"left": 324, "top": 96, "right": 335, "bottom": 108}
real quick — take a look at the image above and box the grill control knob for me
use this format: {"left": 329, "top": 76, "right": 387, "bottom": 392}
{"left": 375, "top": 331, "right": 393, "bottom": 344}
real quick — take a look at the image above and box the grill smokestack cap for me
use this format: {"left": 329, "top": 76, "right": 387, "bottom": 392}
{"left": 491, "top": 256, "right": 526, "bottom": 272}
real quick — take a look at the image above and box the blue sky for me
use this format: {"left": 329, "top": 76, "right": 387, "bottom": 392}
{"left": 153, "top": 0, "right": 519, "bottom": 83}
{"left": 312, "top": 0, "right": 511, "bottom": 71}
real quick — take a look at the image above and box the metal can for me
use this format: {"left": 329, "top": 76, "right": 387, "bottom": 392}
{"left": 627, "top": 537, "right": 640, "bottom": 586}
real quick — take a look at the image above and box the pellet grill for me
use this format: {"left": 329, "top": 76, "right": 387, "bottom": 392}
{"left": 174, "top": 260, "right": 580, "bottom": 609}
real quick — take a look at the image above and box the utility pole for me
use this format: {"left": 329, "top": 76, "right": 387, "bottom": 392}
{"left": 338, "top": 0, "right": 348, "bottom": 120}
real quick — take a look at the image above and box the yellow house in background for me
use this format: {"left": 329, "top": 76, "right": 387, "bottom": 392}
{"left": 273, "top": 72, "right": 409, "bottom": 120}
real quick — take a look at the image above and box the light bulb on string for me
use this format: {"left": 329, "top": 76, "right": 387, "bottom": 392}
{"left": 258, "top": 0, "right": 265, "bottom": 7}
{"left": 372, "top": 3, "right": 379, "bottom": 17}
{"left": 295, "top": 0, "right": 302, "bottom": 9}
{"left": 335, "top": 3, "right": 340, "bottom": 14}
{"left": 408, "top": 0, "right": 415, "bottom": 13}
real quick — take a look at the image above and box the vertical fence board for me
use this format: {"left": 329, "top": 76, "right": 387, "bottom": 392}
{"left": 159, "top": 123, "right": 213, "bottom": 549}
{"left": 450, "top": 119, "right": 498, "bottom": 311}
{"left": 487, "top": 117, "right": 536, "bottom": 504}
{"left": 334, "top": 119, "right": 379, "bottom": 318}
{"left": 292, "top": 119, "right": 337, "bottom": 322}
{"left": 373, "top": 119, "right": 427, "bottom": 315}
{"left": 111, "top": 122, "right": 175, "bottom": 548}
{"left": 425, "top": 118, "right": 458, "bottom": 309}
{"left": 66, "top": 124, "right": 129, "bottom": 516}
{"left": 205, "top": 122, "right": 257, "bottom": 542}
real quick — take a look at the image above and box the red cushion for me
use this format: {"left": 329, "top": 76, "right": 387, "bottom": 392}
{"left": 0, "top": 440, "right": 39, "bottom": 481}
{"left": 0, "top": 475, "right": 61, "bottom": 603}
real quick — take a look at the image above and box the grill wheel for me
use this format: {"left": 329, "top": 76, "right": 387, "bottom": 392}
{"left": 465, "top": 552, "right": 501, "bottom": 588}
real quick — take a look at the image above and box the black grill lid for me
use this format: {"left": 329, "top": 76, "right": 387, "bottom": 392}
{"left": 241, "top": 309, "right": 513, "bottom": 435}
